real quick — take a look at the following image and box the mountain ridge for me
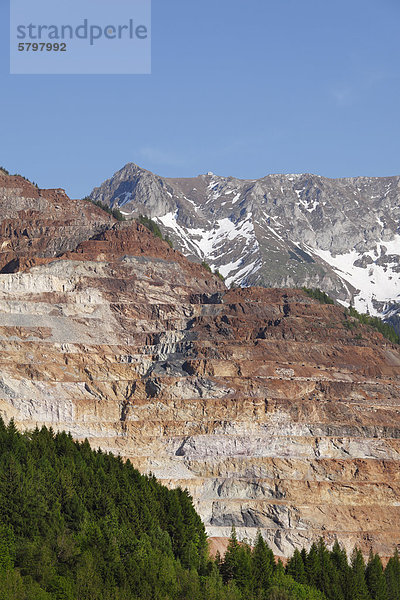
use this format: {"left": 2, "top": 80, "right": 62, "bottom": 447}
{"left": 91, "top": 163, "right": 400, "bottom": 332}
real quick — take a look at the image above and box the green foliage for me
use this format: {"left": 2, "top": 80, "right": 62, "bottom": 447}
{"left": 0, "top": 166, "right": 10, "bottom": 175}
{"left": 286, "top": 549, "right": 306, "bottom": 585}
{"left": 84, "top": 196, "right": 126, "bottom": 221}
{"left": 330, "top": 540, "right": 350, "bottom": 600}
{"left": 302, "top": 286, "right": 399, "bottom": 344}
{"left": 214, "top": 269, "right": 225, "bottom": 281}
{"left": 0, "top": 523, "right": 15, "bottom": 574}
{"left": 350, "top": 548, "right": 370, "bottom": 600}
{"left": 217, "top": 531, "right": 400, "bottom": 600}
{"left": 268, "top": 571, "right": 326, "bottom": 600}
{"left": 218, "top": 530, "right": 326, "bottom": 600}
{"left": 253, "top": 530, "right": 274, "bottom": 590}
{"left": 202, "top": 261, "right": 213, "bottom": 273}
{"left": 1, "top": 419, "right": 399, "bottom": 600}
{"left": 316, "top": 538, "right": 344, "bottom": 600}
{"left": 0, "top": 418, "right": 208, "bottom": 599}
{"left": 202, "top": 261, "right": 225, "bottom": 281}
{"left": 138, "top": 215, "right": 173, "bottom": 248}
{"left": 138, "top": 214, "right": 163, "bottom": 238}
{"left": 366, "top": 551, "right": 387, "bottom": 600}
{"left": 302, "top": 287, "right": 334, "bottom": 305}
{"left": 305, "top": 543, "right": 321, "bottom": 588}
{"left": 346, "top": 305, "right": 400, "bottom": 345}
{"left": 385, "top": 550, "right": 400, "bottom": 600}
{"left": 343, "top": 319, "right": 358, "bottom": 331}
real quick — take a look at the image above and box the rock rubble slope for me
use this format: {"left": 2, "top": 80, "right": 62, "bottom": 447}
{"left": 1, "top": 172, "right": 400, "bottom": 557}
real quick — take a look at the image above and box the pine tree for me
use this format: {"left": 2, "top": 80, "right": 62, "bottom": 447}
{"left": 252, "top": 531, "right": 274, "bottom": 592}
{"left": 350, "top": 548, "right": 371, "bottom": 600}
{"left": 221, "top": 527, "right": 241, "bottom": 583}
{"left": 366, "top": 550, "right": 387, "bottom": 600}
{"left": 385, "top": 549, "right": 400, "bottom": 600}
{"left": 306, "top": 543, "right": 321, "bottom": 588}
{"left": 286, "top": 548, "right": 306, "bottom": 584}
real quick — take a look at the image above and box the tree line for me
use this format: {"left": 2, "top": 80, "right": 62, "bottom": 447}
{"left": 302, "top": 287, "right": 399, "bottom": 345}
{"left": 219, "top": 528, "right": 400, "bottom": 600}
{"left": 0, "top": 419, "right": 399, "bottom": 600}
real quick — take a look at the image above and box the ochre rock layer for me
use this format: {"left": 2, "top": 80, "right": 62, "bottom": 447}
{"left": 0, "top": 175, "right": 400, "bottom": 557}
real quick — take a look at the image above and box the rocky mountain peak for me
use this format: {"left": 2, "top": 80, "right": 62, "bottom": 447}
{"left": 91, "top": 164, "right": 400, "bottom": 331}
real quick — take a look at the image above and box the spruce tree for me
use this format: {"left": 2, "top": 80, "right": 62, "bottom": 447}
{"left": 331, "top": 539, "right": 351, "bottom": 600}
{"left": 350, "top": 548, "right": 371, "bottom": 600}
{"left": 0, "top": 522, "right": 15, "bottom": 574}
{"left": 366, "top": 550, "right": 387, "bottom": 600}
{"left": 317, "top": 537, "right": 344, "bottom": 600}
{"left": 385, "top": 549, "right": 400, "bottom": 600}
{"left": 306, "top": 543, "right": 321, "bottom": 588}
{"left": 252, "top": 531, "right": 274, "bottom": 591}
{"left": 286, "top": 548, "right": 306, "bottom": 584}
{"left": 221, "top": 527, "right": 241, "bottom": 583}
{"left": 235, "top": 543, "right": 253, "bottom": 594}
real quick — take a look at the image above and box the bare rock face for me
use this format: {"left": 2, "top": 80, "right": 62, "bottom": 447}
{"left": 0, "top": 172, "right": 113, "bottom": 273}
{"left": 91, "top": 164, "right": 400, "bottom": 332}
{"left": 0, "top": 185, "right": 400, "bottom": 558}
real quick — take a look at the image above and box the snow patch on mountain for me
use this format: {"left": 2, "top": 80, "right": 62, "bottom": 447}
{"left": 157, "top": 211, "right": 200, "bottom": 255}
{"left": 118, "top": 191, "right": 133, "bottom": 207}
{"left": 306, "top": 235, "right": 400, "bottom": 315}
{"left": 156, "top": 211, "right": 261, "bottom": 284}
{"left": 231, "top": 193, "right": 241, "bottom": 204}
{"left": 228, "top": 257, "right": 263, "bottom": 287}
{"left": 158, "top": 212, "right": 259, "bottom": 258}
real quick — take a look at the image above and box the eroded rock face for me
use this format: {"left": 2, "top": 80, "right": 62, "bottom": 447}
{"left": 0, "top": 208, "right": 400, "bottom": 557}
{"left": 0, "top": 173, "right": 113, "bottom": 273}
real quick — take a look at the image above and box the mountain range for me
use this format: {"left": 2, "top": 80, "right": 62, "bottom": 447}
{"left": 91, "top": 163, "right": 400, "bottom": 332}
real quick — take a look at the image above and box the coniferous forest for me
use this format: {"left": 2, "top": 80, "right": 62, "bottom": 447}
{"left": 0, "top": 419, "right": 399, "bottom": 600}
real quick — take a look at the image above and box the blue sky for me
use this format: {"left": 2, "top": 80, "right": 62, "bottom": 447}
{"left": 1, "top": 0, "right": 400, "bottom": 198}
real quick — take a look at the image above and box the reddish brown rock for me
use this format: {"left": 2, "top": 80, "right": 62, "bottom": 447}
{"left": 0, "top": 172, "right": 113, "bottom": 272}
{"left": 0, "top": 173, "right": 400, "bottom": 558}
